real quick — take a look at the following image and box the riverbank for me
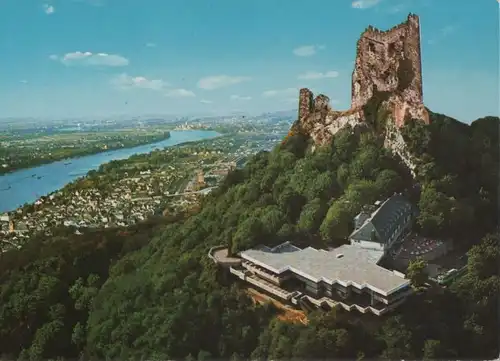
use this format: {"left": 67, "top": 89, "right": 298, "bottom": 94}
{"left": 0, "top": 130, "right": 220, "bottom": 212}
{"left": 0, "top": 130, "right": 171, "bottom": 176}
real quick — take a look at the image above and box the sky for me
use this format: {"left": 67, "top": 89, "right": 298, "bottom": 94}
{"left": 0, "top": 0, "right": 498, "bottom": 122}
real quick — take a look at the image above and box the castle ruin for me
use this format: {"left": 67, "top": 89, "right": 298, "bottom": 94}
{"left": 294, "top": 14, "right": 430, "bottom": 147}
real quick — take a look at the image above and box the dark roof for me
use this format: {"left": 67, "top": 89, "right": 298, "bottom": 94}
{"left": 350, "top": 194, "right": 415, "bottom": 244}
{"left": 351, "top": 222, "right": 377, "bottom": 243}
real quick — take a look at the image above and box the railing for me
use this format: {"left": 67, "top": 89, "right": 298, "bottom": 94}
{"left": 207, "top": 245, "right": 226, "bottom": 264}
{"left": 245, "top": 275, "right": 292, "bottom": 300}
{"left": 303, "top": 295, "right": 389, "bottom": 316}
{"left": 208, "top": 246, "right": 242, "bottom": 267}
{"left": 242, "top": 262, "right": 281, "bottom": 284}
{"left": 229, "top": 267, "right": 246, "bottom": 280}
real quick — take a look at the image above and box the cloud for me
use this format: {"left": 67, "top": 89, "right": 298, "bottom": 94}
{"left": 43, "top": 4, "right": 55, "bottom": 14}
{"left": 19, "top": 80, "right": 28, "bottom": 84}
{"left": 427, "top": 25, "right": 456, "bottom": 45}
{"left": 112, "top": 73, "right": 167, "bottom": 90}
{"left": 146, "top": 43, "right": 157, "bottom": 48}
{"left": 262, "top": 88, "right": 298, "bottom": 98}
{"left": 197, "top": 75, "right": 251, "bottom": 90}
{"left": 351, "top": 0, "right": 381, "bottom": 9}
{"left": 292, "top": 45, "right": 325, "bottom": 57}
{"left": 165, "top": 88, "right": 196, "bottom": 98}
{"left": 51, "top": 52, "right": 129, "bottom": 67}
{"left": 200, "top": 99, "right": 213, "bottom": 104}
{"left": 230, "top": 95, "right": 252, "bottom": 101}
{"left": 298, "top": 70, "right": 339, "bottom": 80}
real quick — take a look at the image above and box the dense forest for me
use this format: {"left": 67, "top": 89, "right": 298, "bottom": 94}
{"left": 0, "top": 112, "right": 498, "bottom": 360}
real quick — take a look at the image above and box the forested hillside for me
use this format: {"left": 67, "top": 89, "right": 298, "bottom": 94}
{"left": 0, "top": 113, "right": 498, "bottom": 360}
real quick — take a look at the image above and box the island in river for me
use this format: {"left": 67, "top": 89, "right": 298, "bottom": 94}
{"left": 0, "top": 126, "right": 172, "bottom": 175}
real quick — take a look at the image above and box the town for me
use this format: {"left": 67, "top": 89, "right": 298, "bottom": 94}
{"left": 0, "top": 132, "right": 285, "bottom": 252}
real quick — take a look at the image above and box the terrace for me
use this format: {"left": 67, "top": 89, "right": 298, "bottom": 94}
{"left": 245, "top": 274, "right": 293, "bottom": 300}
{"left": 230, "top": 266, "right": 293, "bottom": 300}
{"left": 241, "top": 260, "right": 282, "bottom": 284}
{"left": 281, "top": 276, "right": 389, "bottom": 312}
{"left": 391, "top": 234, "right": 448, "bottom": 268}
{"left": 235, "top": 265, "right": 392, "bottom": 315}
{"left": 208, "top": 246, "right": 242, "bottom": 268}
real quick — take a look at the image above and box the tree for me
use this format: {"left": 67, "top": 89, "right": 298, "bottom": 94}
{"left": 320, "top": 198, "right": 352, "bottom": 241}
{"left": 417, "top": 186, "right": 449, "bottom": 235}
{"left": 465, "top": 233, "right": 500, "bottom": 280}
{"left": 401, "top": 118, "right": 431, "bottom": 156}
{"left": 280, "top": 133, "right": 308, "bottom": 158}
{"left": 231, "top": 217, "right": 263, "bottom": 254}
{"left": 350, "top": 146, "right": 381, "bottom": 180}
{"left": 278, "top": 187, "right": 306, "bottom": 223}
{"left": 423, "top": 339, "right": 445, "bottom": 360}
{"left": 378, "top": 316, "right": 414, "bottom": 359}
{"left": 331, "top": 126, "right": 357, "bottom": 162}
{"left": 306, "top": 171, "right": 337, "bottom": 201}
{"left": 258, "top": 206, "right": 286, "bottom": 236}
{"left": 298, "top": 198, "right": 328, "bottom": 234}
{"left": 375, "top": 169, "right": 404, "bottom": 197}
{"left": 406, "top": 258, "right": 428, "bottom": 290}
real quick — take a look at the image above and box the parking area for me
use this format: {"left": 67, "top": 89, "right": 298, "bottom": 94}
{"left": 388, "top": 234, "right": 468, "bottom": 283}
{"left": 391, "top": 234, "right": 448, "bottom": 267}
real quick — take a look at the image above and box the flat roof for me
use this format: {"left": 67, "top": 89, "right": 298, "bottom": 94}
{"left": 240, "top": 244, "right": 410, "bottom": 296}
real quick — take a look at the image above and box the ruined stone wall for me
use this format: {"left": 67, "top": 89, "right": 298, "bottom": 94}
{"left": 298, "top": 88, "right": 314, "bottom": 122}
{"left": 292, "top": 13, "right": 430, "bottom": 166}
{"left": 351, "top": 14, "right": 424, "bottom": 111}
{"left": 401, "top": 15, "right": 425, "bottom": 109}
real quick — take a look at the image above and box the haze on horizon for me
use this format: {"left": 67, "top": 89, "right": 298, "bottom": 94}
{"left": 0, "top": 0, "right": 498, "bottom": 123}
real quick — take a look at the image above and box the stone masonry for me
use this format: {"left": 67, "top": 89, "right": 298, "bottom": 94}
{"left": 292, "top": 14, "right": 430, "bottom": 147}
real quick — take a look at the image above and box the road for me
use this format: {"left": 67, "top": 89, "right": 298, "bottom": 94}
{"left": 164, "top": 187, "right": 217, "bottom": 197}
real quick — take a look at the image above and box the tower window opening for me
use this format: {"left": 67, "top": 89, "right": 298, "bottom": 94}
{"left": 388, "top": 42, "right": 396, "bottom": 57}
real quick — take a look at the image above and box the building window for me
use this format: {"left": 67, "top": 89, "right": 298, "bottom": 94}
{"left": 368, "top": 42, "right": 375, "bottom": 53}
{"left": 337, "top": 289, "right": 348, "bottom": 299}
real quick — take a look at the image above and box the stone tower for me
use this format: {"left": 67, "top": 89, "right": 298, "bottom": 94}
{"left": 351, "top": 13, "right": 428, "bottom": 126}
{"left": 291, "top": 14, "right": 431, "bottom": 175}
{"left": 351, "top": 13, "right": 424, "bottom": 108}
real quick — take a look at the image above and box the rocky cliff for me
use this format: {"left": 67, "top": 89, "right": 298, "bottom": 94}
{"left": 292, "top": 14, "right": 430, "bottom": 175}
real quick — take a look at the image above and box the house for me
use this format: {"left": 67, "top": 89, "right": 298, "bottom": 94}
{"left": 14, "top": 221, "right": 29, "bottom": 234}
{"left": 0, "top": 213, "right": 10, "bottom": 223}
{"left": 349, "top": 194, "right": 417, "bottom": 253}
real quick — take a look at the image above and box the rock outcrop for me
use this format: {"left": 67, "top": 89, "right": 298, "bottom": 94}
{"left": 292, "top": 14, "right": 430, "bottom": 174}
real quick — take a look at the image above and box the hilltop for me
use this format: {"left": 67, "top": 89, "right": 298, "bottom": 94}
{"left": 292, "top": 14, "right": 434, "bottom": 176}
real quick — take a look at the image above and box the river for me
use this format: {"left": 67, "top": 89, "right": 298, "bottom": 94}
{"left": 0, "top": 130, "right": 220, "bottom": 213}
